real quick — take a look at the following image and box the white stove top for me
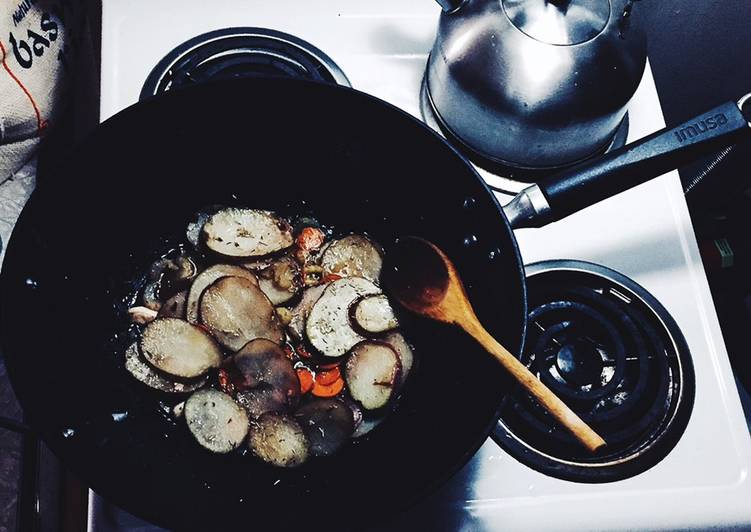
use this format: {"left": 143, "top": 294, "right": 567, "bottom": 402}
{"left": 98, "top": 1, "right": 751, "bottom": 530}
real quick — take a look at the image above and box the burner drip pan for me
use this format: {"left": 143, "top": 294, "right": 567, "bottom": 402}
{"left": 141, "top": 27, "right": 350, "bottom": 100}
{"left": 492, "top": 260, "right": 695, "bottom": 483}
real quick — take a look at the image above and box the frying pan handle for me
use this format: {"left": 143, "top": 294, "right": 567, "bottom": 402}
{"left": 505, "top": 94, "right": 751, "bottom": 229}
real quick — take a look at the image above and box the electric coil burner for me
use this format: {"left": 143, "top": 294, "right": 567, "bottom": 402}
{"left": 140, "top": 27, "right": 350, "bottom": 100}
{"left": 493, "top": 260, "right": 695, "bottom": 482}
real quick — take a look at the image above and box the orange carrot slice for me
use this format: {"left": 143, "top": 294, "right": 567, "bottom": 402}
{"left": 297, "top": 227, "right": 326, "bottom": 251}
{"left": 297, "top": 368, "right": 314, "bottom": 394}
{"left": 322, "top": 273, "right": 342, "bottom": 284}
{"left": 194, "top": 323, "right": 212, "bottom": 336}
{"left": 312, "top": 377, "right": 344, "bottom": 398}
{"left": 296, "top": 344, "right": 313, "bottom": 359}
{"left": 315, "top": 367, "right": 341, "bottom": 386}
{"left": 217, "top": 368, "right": 235, "bottom": 395}
{"left": 282, "top": 344, "right": 296, "bottom": 360}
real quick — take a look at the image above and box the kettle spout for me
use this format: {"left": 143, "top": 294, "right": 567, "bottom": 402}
{"left": 435, "top": 0, "right": 467, "bottom": 14}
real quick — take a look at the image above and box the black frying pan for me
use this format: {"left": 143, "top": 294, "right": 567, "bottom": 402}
{"left": 0, "top": 78, "right": 748, "bottom": 531}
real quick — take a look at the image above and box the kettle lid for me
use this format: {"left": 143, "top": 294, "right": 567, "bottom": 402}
{"left": 502, "top": 0, "right": 611, "bottom": 45}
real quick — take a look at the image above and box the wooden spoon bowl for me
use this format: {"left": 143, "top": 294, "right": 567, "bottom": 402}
{"left": 382, "top": 237, "right": 606, "bottom": 453}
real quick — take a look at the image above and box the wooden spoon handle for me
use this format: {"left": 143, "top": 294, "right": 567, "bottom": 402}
{"left": 464, "top": 321, "right": 606, "bottom": 453}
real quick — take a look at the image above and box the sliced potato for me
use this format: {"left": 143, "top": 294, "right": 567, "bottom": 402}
{"left": 186, "top": 264, "right": 259, "bottom": 324}
{"left": 186, "top": 205, "right": 222, "bottom": 248}
{"left": 287, "top": 284, "right": 327, "bottom": 342}
{"left": 294, "top": 399, "right": 355, "bottom": 457}
{"left": 202, "top": 208, "right": 293, "bottom": 258}
{"left": 158, "top": 290, "right": 188, "bottom": 319}
{"left": 146, "top": 251, "right": 198, "bottom": 304}
{"left": 140, "top": 318, "right": 223, "bottom": 379}
{"left": 383, "top": 331, "right": 415, "bottom": 386}
{"left": 128, "top": 306, "right": 158, "bottom": 325}
{"left": 345, "top": 341, "right": 401, "bottom": 410}
{"left": 185, "top": 389, "right": 249, "bottom": 453}
{"left": 314, "top": 240, "right": 333, "bottom": 264}
{"left": 240, "top": 256, "right": 277, "bottom": 272}
{"left": 142, "top": 281, "right": 162, "bottom": 311}
{"left": 199, "top": 277, "right": 285, "bottom": 351}
{"left": 306, "top": 277, "right": 380, "bottom": 358}
{"left": 258, "top": 256, "right": 301, "bottom": 305}
{"left": 343, "top": 397, "right": 364, "bottom": 430}
{"left": 351, "top": 294, "right": 399, "bottom": 334}
{"left": 231, "top": 339, "right": 299, "bottom": 408}
{"left": 124, "top": 342, "right": 207, "bottom": 393}
{"left": 236, "top": 386, "right": 288, "bottom": 419}
{"left": 249, "top": 414, "right": 309, "bottom": 467}
{"left": 321, "top": 234, "right": 383, "bottom": 283}
{"left": 159, "top": 254, "right": 197, "bottom": 299}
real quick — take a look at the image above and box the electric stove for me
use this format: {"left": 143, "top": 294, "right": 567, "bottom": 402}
{"left": 84, "top": 1, "right": 751, "bottom": 530}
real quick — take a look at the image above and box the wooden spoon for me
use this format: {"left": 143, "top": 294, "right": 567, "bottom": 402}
{"left": 382, "top": 237, "right": 606, "bottom": 453}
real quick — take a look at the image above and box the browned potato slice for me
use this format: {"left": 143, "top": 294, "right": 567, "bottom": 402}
{"left": 345, "top": 341, "right": 401, "bottom": 410}
{"left": 144, "top": 251, "right": 198, "bottom": 307}
{"left": 158, "top": 254, "right": 198, "bottom": 298}
{"left": 351, "top": 294, "right": 399, "bottom": 334}
{"left": 287, "top": 284, "right": 327, "bottom": 341}
{"left": 124, "top": 342, "right": 207, "bottom": 393}
{"left": 140, "top": 318, "right": 223, "bottom": 379}
{"left": 202, "top": 208, "right": 293, "bottom": 258}
{"left": 382, "top": 331, "right": 415, "bottom": 386}
{"left": 294, "top": 399, "right": 355, "bottom": 457}
{"left": 314, "top": 240, "right": 333, "bottom": 264}
{"left": 231, "top": 338, "right": 299, "bottom": 408}
{"left": 306, "top": 277, "right": 380, "bottom": 358}
{"left": 258, "top": 255, "right": 302, "bottom": 305}
{"left": 185, "top": 389, "right": 249, "bottom": 453}
{"left": 142, "top": 281, "right": 162, "bottom": 311}
{"left": 236, "top": 387, "right": 288, "bottom": 419}
{"left": 158, "top": 290, "right": 188, "bottom": 319}
{"left": 199, "top": 277, "right": 284, "bottom": 351}
{"left": 249, "top": 414, "right": 309, "bottom": 467}
{"left": 186, "top": 205, "right": 222, "bottom": 248}
{"left": 186, "top": 264, "right": 259, "bottom": 324}
{"left": 240, "top": 255, "right": 276, "bottom": 272}
{"left": 321, "top": 235, "right": 383, "bottom": 283}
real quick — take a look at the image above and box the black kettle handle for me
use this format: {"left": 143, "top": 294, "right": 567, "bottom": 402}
{"left": 505, "top": 94, "right": 751, "bottom": 229}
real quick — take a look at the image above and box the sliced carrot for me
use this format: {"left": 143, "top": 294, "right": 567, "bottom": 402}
{"left": 296, "top": 227, "right": 326, "bottom": 251}
{"left": 297, "top": 367, "right": 314, "bottom": 394}
{"left": 322, "top": 273, "right": 342, "bottom": 284}
{"left": 194, "top": 323, "right": 212, "bottom": 336}
{"left": 282, "top": 343, "right": 296, "bottom": 360}
{"left": 296, "top": 344, "right": 313, "bottom": 359}
{"left": 315, "top": 366, "right": 341, "bottom": 386}
{"left": 312, "top": 377, "right": 344, "bottom": 398}
{"left": 217, "top": 368, "right": 235, "bottom": 395}
{"left": 317, "top": 361, "right": 340, "bottom": 370}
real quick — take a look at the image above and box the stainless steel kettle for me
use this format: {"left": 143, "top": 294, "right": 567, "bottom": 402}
{"left": 426, "top": 0, "right": 647, "bottom": 169}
